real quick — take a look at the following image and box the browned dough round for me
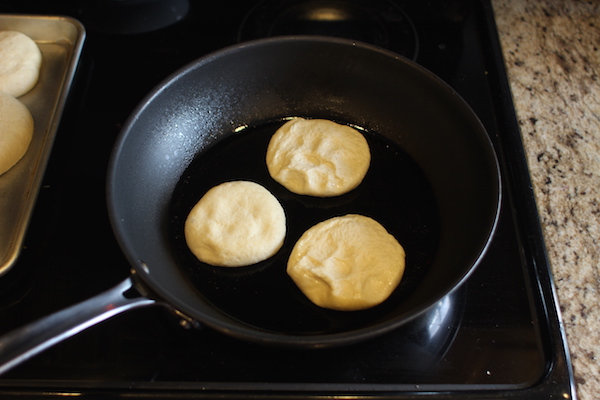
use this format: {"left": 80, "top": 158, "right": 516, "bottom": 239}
{"left": 266, "top": 118, "right": 371, "bottom": 197}
{"left": 184, "top": 181, "right": 286, "bottom": 267}
{"left": 287, "top": 214, "right": 405, "bottom": 311}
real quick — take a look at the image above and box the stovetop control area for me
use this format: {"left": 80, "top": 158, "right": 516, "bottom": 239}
{"left": 0, "top": 0, "right": 574, "bottom": 398}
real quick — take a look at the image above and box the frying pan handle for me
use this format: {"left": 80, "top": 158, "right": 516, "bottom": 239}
{"left": 0, "top": 276, "right": 156, "bottom": 376}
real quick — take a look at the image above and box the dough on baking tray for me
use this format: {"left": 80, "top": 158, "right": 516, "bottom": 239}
{"left": 0, "top": 30, "right": 42, "bottom": 97}
{"left": 0, "top": 92, "right": 34, "bottom": 175}
{"left": 184, "top": 180, "right": 286, "bottom": 267}
{"left": 287, "top": 214, "right": 405, "bottom": 311}
{"left": 266, "top": 118, "right": 371, "bottom": 197}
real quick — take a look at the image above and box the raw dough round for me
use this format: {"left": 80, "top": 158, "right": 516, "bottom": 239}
{"left": 184, "top": 180, "right": 286, "bottom": 267}
{"left": 0, "top": 30, "right": 42, "bottom": 97}
{"left": 266, "top": 118, "right": 371, "bottom": 197}
{"left": 0, "top": 92, "right": 34, "bottom": 175}
{"left": 287, "top": 214, "right": 405, "bottom": 311}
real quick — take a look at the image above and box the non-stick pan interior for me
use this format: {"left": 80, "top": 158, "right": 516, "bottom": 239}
{"left": 107, "top": 36, "right": 500, "bottom": 346}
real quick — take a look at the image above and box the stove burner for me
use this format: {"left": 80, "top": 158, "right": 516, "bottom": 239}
{"left": 238, "top": 0, "right": 419, "bottom": 60}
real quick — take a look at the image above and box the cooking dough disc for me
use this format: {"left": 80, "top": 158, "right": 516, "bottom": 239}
{"left": 0, "top": 92, "right": 34, "bottom": 175}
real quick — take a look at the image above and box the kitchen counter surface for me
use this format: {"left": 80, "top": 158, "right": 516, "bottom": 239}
{"left": 492, "top": 1, "right": 599, "bottom": 399}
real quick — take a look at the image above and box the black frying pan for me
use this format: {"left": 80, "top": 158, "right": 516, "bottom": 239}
{"left": 0, "top": 36, "right": 500, "bottom": 374}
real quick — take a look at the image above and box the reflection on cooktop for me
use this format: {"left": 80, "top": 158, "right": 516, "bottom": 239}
{"left": 239, "top": 0, "right": 419, "bottom": 59}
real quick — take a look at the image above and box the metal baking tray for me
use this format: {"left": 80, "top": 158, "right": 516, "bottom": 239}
{"left": 0, "top": 15, "right": 85, "bottom": 277}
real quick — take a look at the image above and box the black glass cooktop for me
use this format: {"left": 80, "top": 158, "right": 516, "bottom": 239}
{"left": 0, "top": 0, "right": 575, "bottom": 398}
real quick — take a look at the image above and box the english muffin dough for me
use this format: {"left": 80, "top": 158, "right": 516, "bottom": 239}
{"left": 287, "top": 214, "right": 405, "bottom": 311}
{"left": 0, "top": 92, "right": 34, "bottom": 175}
{"left": 184, "top": 181, "right": 286, "bottom": 267}
{"left": 266, "top": 118, "right": 371, "bottom": 197}
{"left": 0, "top": 30, "right": 42, "bottom": 97}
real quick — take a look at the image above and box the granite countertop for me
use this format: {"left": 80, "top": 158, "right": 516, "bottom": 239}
{"left": 492, "top": 0, "right": 599, "bottom": 399}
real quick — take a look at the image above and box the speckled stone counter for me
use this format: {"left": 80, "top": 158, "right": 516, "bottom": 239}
{"left": 491, "top": 1, "right": 599, "bottom": 399}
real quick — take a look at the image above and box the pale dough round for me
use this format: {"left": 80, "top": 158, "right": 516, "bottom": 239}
{"left": 0, "top": 30, "right": 42, "bottom": 97}
{"left": 266, "top": 118, "right": 371, "bottom": 197}
{"left": 287, "top": 214, "right": 405, "bottom": 311}
{"left": 0, "top": 92, "right": 34, "bottom": 175}
{"left": 184, "top": 181, "right": 286, "bottom": 267}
